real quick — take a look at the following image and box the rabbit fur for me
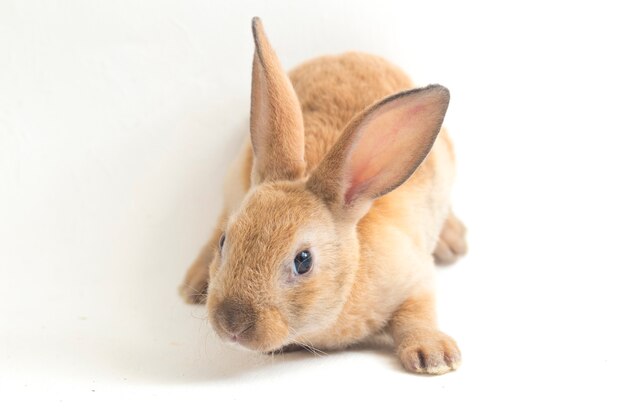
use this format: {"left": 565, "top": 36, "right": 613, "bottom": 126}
{"left": 180, "top": 17, "right": 467, "bottom": 374}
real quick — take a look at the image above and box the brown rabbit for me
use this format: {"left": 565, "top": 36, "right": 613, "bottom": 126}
{"left": 180, "top": 17, "right": 467, "bottom": 374}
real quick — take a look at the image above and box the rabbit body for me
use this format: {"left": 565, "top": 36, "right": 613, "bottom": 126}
{"left": 181, "top": 19, "right": 466, "bottom": 374}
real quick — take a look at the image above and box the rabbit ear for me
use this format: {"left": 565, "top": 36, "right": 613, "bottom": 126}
{"left": 249, "top": 17, "right": 306, "bottom": 183}
{"left": 308, "top": 85, "right": 449, "bottom": 218}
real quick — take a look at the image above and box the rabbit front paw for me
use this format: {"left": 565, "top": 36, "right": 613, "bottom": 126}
{"left": 179, "top": 263, "right": 209, "bottom": 304}
{"left": 397, "top": 330, "right": 461, "bottom": 375}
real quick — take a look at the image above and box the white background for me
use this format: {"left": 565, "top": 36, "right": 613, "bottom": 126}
{"left": 1, "top": 0, "right": 625, "bottom": 415}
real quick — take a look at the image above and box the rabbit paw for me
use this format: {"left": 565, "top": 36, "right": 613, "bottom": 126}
{"left": 434, "top": 212, "right": 467, "bottom": 265}
{"left": 397, "top": 330, "right": 461, "bottom": 374}
{"left": 179, "top": 264, "right": 209, "bottom": 305}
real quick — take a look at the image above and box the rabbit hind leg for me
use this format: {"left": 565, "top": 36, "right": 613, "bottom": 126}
{"left": 433, "top": 211, "right": 467, "bottom": 265}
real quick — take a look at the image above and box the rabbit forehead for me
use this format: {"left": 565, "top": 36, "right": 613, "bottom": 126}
{"left": 224, "top": 182, "right": 330, "bottom": 276}
{"left": 232, "top": 182, "right": 324, "bottom": 236}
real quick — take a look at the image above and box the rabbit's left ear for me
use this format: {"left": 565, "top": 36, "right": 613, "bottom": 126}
{"left": 307, "top": 85, "right": 449, "bottom": 219}
{"left": 249, "top": 17, "right": 306, "bottom": 183}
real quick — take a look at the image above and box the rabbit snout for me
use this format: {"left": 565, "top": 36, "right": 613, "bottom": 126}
{"left": 214, "top": 299, "right": 256, "bottom": 342}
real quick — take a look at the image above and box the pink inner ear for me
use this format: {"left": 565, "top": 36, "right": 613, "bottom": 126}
{"left": 344, "top": 101, "right": 428, "bottom": 205}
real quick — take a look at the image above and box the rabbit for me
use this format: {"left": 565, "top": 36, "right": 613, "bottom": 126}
{"left": 180, "top": 17, "right": 467, "bottom": 374}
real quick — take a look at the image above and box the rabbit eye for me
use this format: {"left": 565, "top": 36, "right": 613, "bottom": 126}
{"left": 293, "top": 250, "right": 312, "bottom": 275}
{"left": 219, "top": 234, "right": 225, "bottom": 252}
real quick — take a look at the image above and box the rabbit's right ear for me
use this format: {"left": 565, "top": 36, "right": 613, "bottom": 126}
{"left": 307, "top": 85, "right": 450, "bottom": 220}
{"left": 249, "top": 17, "right": 306, "bottom": 184}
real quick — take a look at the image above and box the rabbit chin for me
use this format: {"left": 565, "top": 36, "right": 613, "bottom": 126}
{"left": 223, "top": 336, "right": 288, "bottom": 354}
{"left": 223, "top": 338, "right": 255, "bottom": 352}
{"left": 224, "top": 338, "right": 301, "bottom": 356}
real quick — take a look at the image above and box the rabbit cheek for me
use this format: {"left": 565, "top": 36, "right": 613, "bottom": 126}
{"left": 251, "top": 307, "right": 290, "bottom": 352}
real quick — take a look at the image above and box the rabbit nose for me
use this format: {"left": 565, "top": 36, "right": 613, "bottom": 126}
{"left": 215, "top": 300, "right": 256, "bottom": 340}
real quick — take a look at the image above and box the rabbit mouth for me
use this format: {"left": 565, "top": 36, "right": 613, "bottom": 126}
{"left": 223, "top": 330, "right": 257, "bottom": 352}
{"left": 209, "top": 295, "right": 291, "bottom": 351}
{"left": 225, "top": 323, "right": 254, "bottom": 345}
{"left": 212, "top": 313, "right": 290, "bottom": 352}
{"left": 214, "top": 321, "right": 256, "bottom": 348}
